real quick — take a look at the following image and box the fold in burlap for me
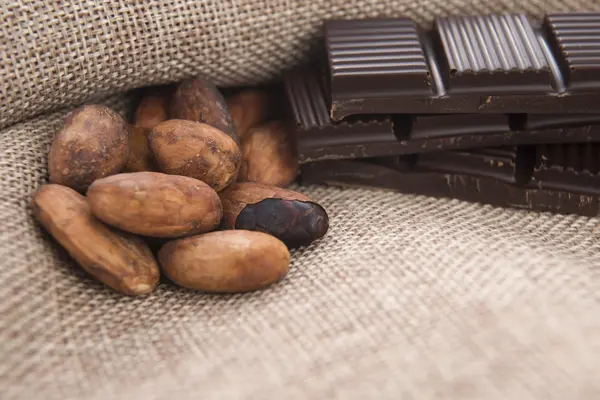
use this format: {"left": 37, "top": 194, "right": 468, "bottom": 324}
{"left": 1, "top": 1, "right": 600, "bottom": 399}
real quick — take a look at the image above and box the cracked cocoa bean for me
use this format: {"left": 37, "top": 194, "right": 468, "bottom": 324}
{"left": 219, "top": 182, "right": 329, "bottom": 248}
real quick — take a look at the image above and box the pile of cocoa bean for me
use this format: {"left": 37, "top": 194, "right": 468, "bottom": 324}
{"left": 32, "top": 76, "right": 329, "bottom": 296}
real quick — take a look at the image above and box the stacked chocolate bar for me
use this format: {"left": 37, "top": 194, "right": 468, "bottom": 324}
{"left": 283, "top": 12, "right": 600, "bottom": 216}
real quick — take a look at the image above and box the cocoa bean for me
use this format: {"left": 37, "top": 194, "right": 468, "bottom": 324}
{"left": 48, "top": 105, "right": 129, "bottom": 192}
{"left": 226, "top": 89, "right": 271, "bottom": 138}
{"left": 148, "top": 119, "right": 242, "bottom": 191}
{"left": 87, "top": 171, "right": 222, "bottom": 238}
{"left": 158, "top": 230, "right": 289, "bottom": 293}
{"left": 169, "top": 76, "right": 238, "bottom": 142}
{"left": 219, "top": 182, "right": 329, "bottom": 248}
{"left": 238, "top": 121, "right": 298, "bottom": 187}
{"left": 125, "top": 125, "right": 157, "bottom": 172}
{"left": 134, "top": 87, "right": 171, "bottom": 129}
{"left": 32, "top": 184, "right": 160, "bottom": 295}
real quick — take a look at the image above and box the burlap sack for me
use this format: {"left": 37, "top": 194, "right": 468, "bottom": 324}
{"left": 2, "top": 1, "right": 600, "bottom": 399}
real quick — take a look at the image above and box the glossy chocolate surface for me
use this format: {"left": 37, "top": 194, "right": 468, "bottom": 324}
{"left": 317, "top": 13, "right": 600, "bottom": 119}
{"left": 283, "top": 69, "right": 600, "bottom": 163}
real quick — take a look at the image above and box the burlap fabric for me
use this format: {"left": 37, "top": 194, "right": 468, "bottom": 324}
{"left": 2, "top": 1, "right": 600, "bottom": 399}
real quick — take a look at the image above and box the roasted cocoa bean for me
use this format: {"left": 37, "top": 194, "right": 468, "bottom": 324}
{"left": 169, "top": 76, "right": 238, "bottom": 142}
{"left": 48, "top": 105, "right": 129, "bottom": 192}
{"left": 226, "top": 89, "right": 271, "bottom": 138}
{"left": 219, "top": 182, "right": 329, "bottom": 248}
{"left": 158, "top": 230, "right": 290, "bottom": 293}
{"left": 238, "top": 120, "right": 298, "bottom": 187}
{"left": 125, "top": 125, "right": 157, "bottom": 172}
{"left": 148, "top": 119, "right": 242, "bottom": 191}
{"left": 87, "top": 171, "right": 222, "bottom": 238}
{"left": 134, "top": 87, "right": 172, "bottom": 129}
{"left": 32, "top": 184, "right": 160, "bottom": 295}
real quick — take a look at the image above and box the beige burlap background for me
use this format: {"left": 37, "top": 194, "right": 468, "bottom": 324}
{"left": 2, "top": 1, "right": 600, "bottom": 399}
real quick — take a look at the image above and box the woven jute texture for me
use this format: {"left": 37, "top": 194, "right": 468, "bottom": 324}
{"left": 2, "top": 1, "right": 600, "bottom": 399}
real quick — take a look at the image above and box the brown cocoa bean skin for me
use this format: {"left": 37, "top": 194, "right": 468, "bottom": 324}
{"left": 48, "top": 105, "right": 129, "bottom": 193}
{"left": 158, "top": 230, "right": 290, "bottom": 293}
{"left": 87, "top": 172, "right": 222, "bottom": 238}
{"left": 32, "top": 184, "right": 160, "bottom": 295}
{"left": 226, "top": 89, "right": 271, "bottom": 138}
{"left": 238, "top": 121, "right": 298, "bottom": 187}
{"left": 169, "top": 77, "right": 238, "bottom": 143}
{"left": 134, "top": 90, "right": 171, "bottom": 129}
{"left": 148, "top": 119, "right": 242, "bottom": 191}
{"left": 219, "top": 182, "right": 329, "bottom": 248}
{"left": 125, "top": 125, "right": 157, "bottom": 172}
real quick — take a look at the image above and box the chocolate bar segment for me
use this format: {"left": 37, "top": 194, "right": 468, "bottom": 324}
{"left": 407, "top": 114, "right": 510, "bottom": 139}
{"left": 294, "top": 118, "right": 397, "bottom": 162}
{"left": 284, "top": 64, "right": 398, "bottom": 162}
{"left": 524, "top": 113, "right": 600, "bottom": 129}
{"left": 284, "top": 69, "right": 600, "bottom": 163}
{"left": 413, "top": 144, "right": 600, "bottom": 195}
{"left": 415, "top": 146, "right": 535, "bottom": 185}
{"left": 283, "top": 63, "right": 331, "bottom": 129}
{"left": 435, "top": 14, "right": 552, "bottom": 94}
{"left": 325, "top": 18, "right": 433, "bottom": 99}
{"left": 300, "top": 145, "right": 600, "bottom": 216}
{"left": 544, "top": 13, "right": 600, "bottom": 91}
{"left": 321, "top": 12, "right": 600, "bottom": 119}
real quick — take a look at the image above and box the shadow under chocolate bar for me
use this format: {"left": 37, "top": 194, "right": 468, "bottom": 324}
{"left": 315, "top": 13, "right": 600, "bottom": 120}
{"left": 299, "top": 143, "right": 600, "bottom": 217}
{"left": 283, "top": 66, "right": 600, "bottom": 163}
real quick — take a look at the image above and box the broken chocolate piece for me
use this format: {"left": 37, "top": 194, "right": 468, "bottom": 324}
{"left": 284, "top": 70, "right": 600, "bottom": 163}
{"left": 532, "top": 143, "right": 600, "bottom": 195}
{"left": 300, "top": 144, "right": 600, "bottom": 217}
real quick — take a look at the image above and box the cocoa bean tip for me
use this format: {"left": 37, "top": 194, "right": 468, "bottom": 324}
{"left": 130, "top": 282, "right": 157, "bottom": 296}
{"left": 116, "top": 274, "right": 160, "bottom": 296}
{"left": 306, "top": 201, "right": 329, "bottom": 238}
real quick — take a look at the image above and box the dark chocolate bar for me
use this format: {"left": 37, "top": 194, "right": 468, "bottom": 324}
{"left": 531, "top": 143, "right": 600, "bottom": 194}
{"left": 299, "top": 144, "right": 600, "bottom": 216}
{"left": 413, "top": 147, "right": 535, "bottom": 185}
{"left": 320, "top": 13, "right": 600, "bottom": 119}
{"left": 283, "top": 68, "right": 600, "bottom": 162}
